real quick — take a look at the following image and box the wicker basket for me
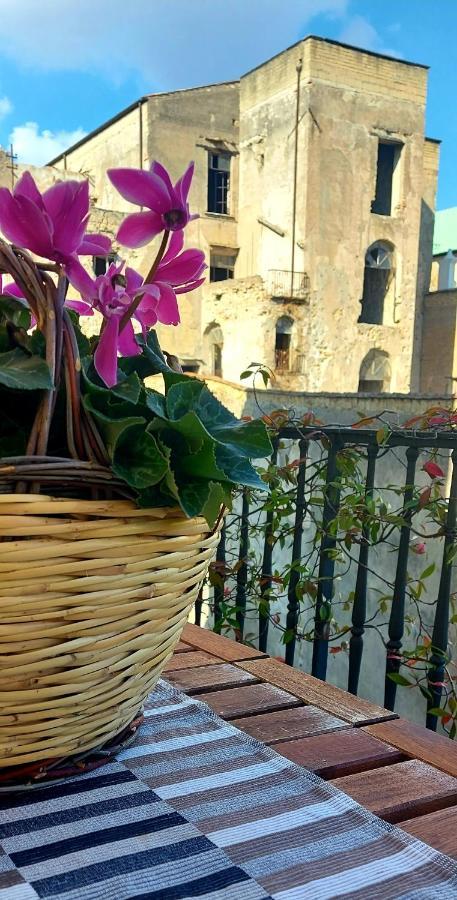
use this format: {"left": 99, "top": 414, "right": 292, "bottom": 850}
{"left": 0, "top": 493, "right": 220, "bottom": 767}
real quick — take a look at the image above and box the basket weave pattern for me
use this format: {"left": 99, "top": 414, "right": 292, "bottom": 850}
{"left": 0, "top": 494, "right": 220, "bottom": 766}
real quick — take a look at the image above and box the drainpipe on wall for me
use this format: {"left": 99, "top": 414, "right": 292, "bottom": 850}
{"left": 138, "top": 100, "right": 144, "bottom": 170}
{"left": 290, "top": 58, "right": 303, "bottom": 301}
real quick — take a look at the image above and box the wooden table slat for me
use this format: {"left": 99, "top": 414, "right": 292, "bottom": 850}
{"left": 365, "top": 718, "right": 457, "bottom": 778}
{"left": 236, "top": 657, "right": 398, "bottom": 725}
{"left": 399, "top": 806, "right": 457, "bottom": 859}
{"left": 332, "top": 759, "right": 457, "bottom": 823}
{"left": 231, "top": 705, "right": 349, "bottom": 744}
{"left": 165, "top": 664, "right": 259, "bottom": 694}
{"left": 197, "top": 682, "right": 301, "bottom": 720}
{"left": 164, "top": 650, "right": 224, "bottom": 672}
{"left": 181, "top": 623, "right": 267, "bottom": 662}
{"left": 274, "top": 729, "right": 404, "bottom": 778}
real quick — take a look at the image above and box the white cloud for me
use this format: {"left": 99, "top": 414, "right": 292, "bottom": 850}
{"left": 338, "top": 15, "right": 401, "bottom": 58}
{"left": 9, "top": 122, "right": 87, "bottom": 166}
{"left": 0, "top": 0, "right": 348, "bottom": 87}
{"left": 0, "top": 96, "right": 12, "bottom": 120}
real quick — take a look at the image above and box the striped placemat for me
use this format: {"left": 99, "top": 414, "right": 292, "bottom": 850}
{"left": 1, "top": 680, "right": 456, "bottom": 899}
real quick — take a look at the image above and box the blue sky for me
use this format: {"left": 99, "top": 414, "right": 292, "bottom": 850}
{"left": 0, "top": 0, "right": 454, "bottom": 208}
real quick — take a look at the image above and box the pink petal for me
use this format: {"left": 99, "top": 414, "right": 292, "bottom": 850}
{"left": 161, "top": 231, "right": 184, "bottom": 266}
{"left": 44, "top": 180, "right": 89, "bottom": 255}
{"left": 175, "top": 276, "right": 206, "bottom": 294}
{"left": 79, "top": 233, "right": 112, "bottom": 255}
{"left": 125, "top": 266, "right": 144, "bottom": 293}
{"left": 65, "top": 298, "right": 94, "bottom": 316}
{"left": 65, "top": 256, "right": 96, "bottom": 299}
{"left": 174, "top": 162, "right": 194, "bottom": 206}
{"left": 3, "top": 282, "right": 24, "bottom": 298}
{"left": 107, "top": 168, "right": 170, "bottom": 212}
{"left": 158, "top": 249, "right": 206, "bottom": 285}
{"left": 116, "top": 210, "right": 163, "bottom": 248}
{"left": 151, "top": 161, "right": 174, "bottom": 197}
{"left": 94, "top": 316, "right": 119, "bottom": 388}
{"left": 0, "top": 190, "right": 53, "bottom": 257}
{"left": 117, "top": 319, "right": 141, "bottom": 357}
{"left": 154, "top": 282, "right": 180, "bottom": 325}
{"left": 14, "top": 172, "right": 45, "bottom": 210}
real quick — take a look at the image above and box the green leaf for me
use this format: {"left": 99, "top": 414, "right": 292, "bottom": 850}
{"left": 166, "top": 379, "right": 205, "bottom": 420}
{"left": 420, "top": 563, "right": 436, "bottom": 580}
{"left": 0, "top": 296, "right": 31, "bottom": 330}
{"left": 215, "top": 445, "right": 267, "bottom": 490}
{"left": 110, "top": 372, "right": 142, "bottom": 405}
{"left": 145, "top": 389, "right": 167, "bottom": 418}
{"left": 82, "top": 395, "right": 145, "bottom": 455}
{"left": 0, "top": 349, "right": 53, "bottom": 390}
{"left": 113, "top": 426, "right": 169, "bottom": 489}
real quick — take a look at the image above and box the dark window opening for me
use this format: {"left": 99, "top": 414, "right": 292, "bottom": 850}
{"left": 207, "top": 152, "right": 230, "bottom": 215}
{"left": 209, "top": 251, "right": 236, "bottom": 282}
{"left": 359, "top": 244, "right": 393, "bottom": 325}
{"left": 275, "top": 315, "right": 294, "bottom": 371}
{"left": 93, "top": 253, "right": 118, "bottom": 276}
{"left": 358, "top": 350, "right": 391, "bottom": 393}
{"left": 213, "top": 343, "right": 223, "bottom": 377}
{"left": 371, "top": 141, "right": 402, "bottom": 216}
{"left": 182, "top": 364, "right": 200, "bottom": 374}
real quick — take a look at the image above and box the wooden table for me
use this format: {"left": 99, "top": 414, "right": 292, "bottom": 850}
{"left": 164, "top": 623, "right": 457, "bottom": 861}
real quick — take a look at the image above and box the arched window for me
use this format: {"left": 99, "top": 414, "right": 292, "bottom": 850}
{"left": 358, "top": 349, "right": 391, "bottom": 393}
{"left": 359, "top": 242, "right": 394, "bottom": 325}
{"left": 275, "top": 316, "right": 294, "bottom": 371}
{"left": 203, "top": 323, "right": 223, "bottom": 377}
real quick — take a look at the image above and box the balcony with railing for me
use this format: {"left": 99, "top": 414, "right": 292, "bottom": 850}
{"left": 268, "top": 269, "right": 310, "bottom": 301}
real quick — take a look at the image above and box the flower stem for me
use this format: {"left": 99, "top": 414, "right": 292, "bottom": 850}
{"left": 118, "top": 229, "right": 169, "bottom": 333}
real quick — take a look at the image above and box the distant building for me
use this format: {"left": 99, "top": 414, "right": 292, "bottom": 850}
{"left": 40, "top": 37, "right": 440, "bottom": 394}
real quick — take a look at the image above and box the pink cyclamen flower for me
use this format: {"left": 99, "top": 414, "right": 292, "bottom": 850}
{"left": 423, "top": 460, "right": 445, "bottom": 479}
{"left": 0, "top": 274, "right": 24, "bottom": 300}
{"left": 108, "top": 161, "right": 197, "bottom": 248}
{"left": 0, "top": 172, "right": 111, "bottom": 294}
{"left": 135, "top": 231, "right": 206, "bottom": 328}
{"left": 411, "top": 542, "right": 426, "bottom": 555}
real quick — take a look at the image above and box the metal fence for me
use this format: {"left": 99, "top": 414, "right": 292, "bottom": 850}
{"left": 194, "top": 425, "right": 457, "bottom": 732}
{"left": 268, "top": 270, "right": 310, "bottom": 301}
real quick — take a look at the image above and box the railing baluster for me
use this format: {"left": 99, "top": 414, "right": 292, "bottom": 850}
{"left": 348, "top": 441, "right": 378, "bottom": 695}
{"left": 427, "top": 449, "right": 457, "bottom": 730}
{"left": 236, "top": 489, "right": 250, "bottom": 640}
{"left": 384, "top": 445, "right": 419, "bottom": 710}
{"left": 194, "top": 587, "right": 203, "bottom": 627}
{"left": 213, "top": 523, "right": 226, "bottom": 634}
{"left": 312, "top": 435, "right": 343, "bottom": 680}
{"left": 285, "top": 439, "right": 308, "bottom": 665}
{"left": 259, "top": 439, "right": 279, "bottom": 653}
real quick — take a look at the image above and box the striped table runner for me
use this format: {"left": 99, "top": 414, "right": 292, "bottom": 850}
{"left": 0, "top": 681, "right": 456, "bottom": 900}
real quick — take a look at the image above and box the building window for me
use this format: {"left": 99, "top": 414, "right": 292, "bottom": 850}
{"left": 358, "top": 349, "right": 391, "bottom": 393}
{"left": 371, "top": 141, "right": 402, "bottom": 216}
{"left": 275, "top": 315, "right": 294, "bottom": 371}
{"left": 93, "top": 252, "right": 118, "bottom": 276}
{"left": 359, "top": 242, "right": 394, "bottom": 325}
{"left": 207, "top": 152, "right": 230, "bottom": 215}
{"left": 204, "top": 323, "right": 224, "bottom": 377}
{"left": 210, "top": 250, "right": 236, "bottom": 282}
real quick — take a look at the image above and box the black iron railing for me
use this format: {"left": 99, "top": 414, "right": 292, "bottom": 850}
{"left": 194, "top": 425, "right": 457, "bottom": 731}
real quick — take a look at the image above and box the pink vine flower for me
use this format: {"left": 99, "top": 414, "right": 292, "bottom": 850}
{"left": 423, "top": 460, "right": 445, "bottom": 479}
{"left": 0, "top": 173, "right": 111, "bottom": 294}
{"left": 108, "top": 161, "right": 197, "bottom": 248}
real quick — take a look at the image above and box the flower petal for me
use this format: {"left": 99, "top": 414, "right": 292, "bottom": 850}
{"left": 154, "top": 282, "right": 180, "bottom": 325}
{"left": 158, "top": 249, "right": 206, "bottom": 285}
{"left": 116, "top": 210, "right": 163, "bottom": 248}
{"left": 151, "top": 161, "right": 174, "bottom": 197}
{"left": 94, "top": 316, "right": 120, "bottom": 388}
{"left": 14, "top": 172, "right": 45, "bottom": 210}
{"left": 78, "top": 233, "right": 112, "bottom": 255}
{"left": 3, "top": 281, "right": 24, "bottom": 298}
{"left": 160, "top": 230, "right": 184, "bottom": 266}
{"left": 107, "top": 168, "right": 170, "bottom": 212}
{"left": 125, "top": 266, "right": 144, "bottom": 293}
{"left": 117, "top": 319, "right": 141, "bottom": 357}
{"left": 175, "top": 276, "right": 206, "bottom": 294}
{"left": 65, "top": 298, "right": 94, "bottom": 316}
{"left": 65, "top": 256, "right": 96, "bottom": 299}
{"left": 174, "top": 162, "right": 194, "bottom": 206}
{"left": 0, "top": 190, "right": 53, "bottom": 257}
{"left": 43, "top": 180, "right": 89, "bottom": 256}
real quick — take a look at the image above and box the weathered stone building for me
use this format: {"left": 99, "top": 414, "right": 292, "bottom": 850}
{"left": 45, "top": 36, "right": 439, "bottom": 394}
